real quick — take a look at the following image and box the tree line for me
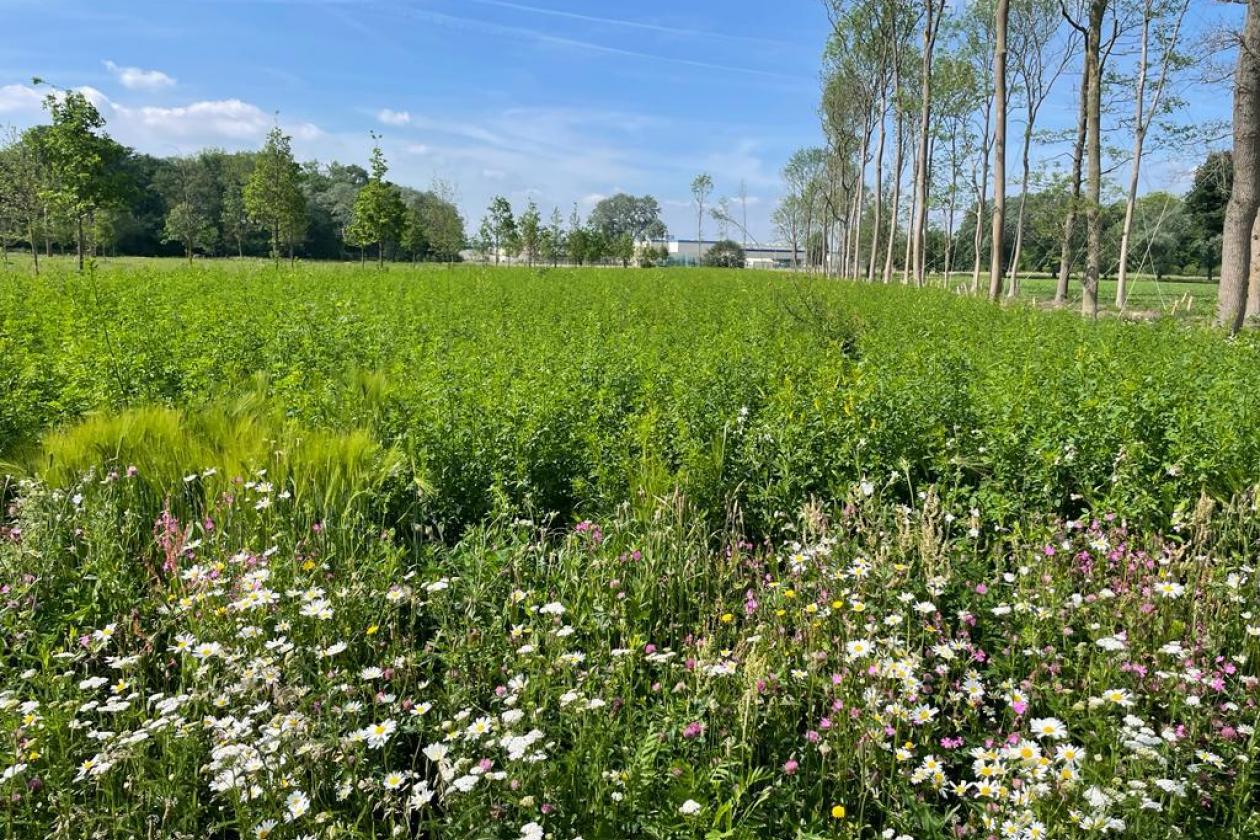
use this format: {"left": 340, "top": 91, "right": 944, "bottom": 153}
{"left": 780, "top": 0, "right": 1260, "bottom": 330}
{"left": 0, "top": 84, "right": 466, "bottom": 269}
{"left": 469, "top": 192, "right": 675, "bottom": 268}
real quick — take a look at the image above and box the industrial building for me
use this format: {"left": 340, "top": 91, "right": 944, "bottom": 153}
{"left": 645, "top": 238, "right": 805, "bottom": 269}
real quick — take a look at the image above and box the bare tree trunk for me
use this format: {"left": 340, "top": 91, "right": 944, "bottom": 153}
{"left": 76, "top": 215, "right": 85, "bottom": 272}
{"left": 869, "top": 89, "right": 887, "bottom": 282}
{"left": 852, "top": 125, "right": 871, "bottom": 279}
{"left": 989, "top": 0, "right": 1010, "bottom": 301}
{"left": 943, "top": 131, "right": 958, "bottom": 289}
{"left": 971, "top": 96, "right": 994, "bottom": 294}
{"left": 1007, "top": 119, "right": 1033, "bottom": 297}
{"left": 1056, "top": 79, "right": 1089, "bottom": 304}
{"left": 912, "top": 0, "right": 943, "bottom": 287}
{"left": 884, "top": 112, "right": 905, "bottom": 284}
{"left": 1082, "top": 0, "right": 1106, "bottom": 319}
{"left": 1218, "top": 0, "right": 1260, "bottom": 331}
{"left": 902, "top": 171, "right": 916, "bottom": 285}
{"left": 1117, "top": 0, "right": 1188, "bottom": 310}
{"left": 29, "top": 221, "right": 39, "bottom": 276}
{"left": 1115, "top": 9, "right": 1150, "bottom": 310}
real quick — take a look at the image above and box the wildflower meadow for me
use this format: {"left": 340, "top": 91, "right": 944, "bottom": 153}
{"left": 2, "top": 262, "right": 1259, "bottom": 839}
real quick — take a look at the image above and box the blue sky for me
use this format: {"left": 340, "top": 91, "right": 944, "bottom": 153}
{"left": 0, "top": 0, "right": 1245, "bottom": 241}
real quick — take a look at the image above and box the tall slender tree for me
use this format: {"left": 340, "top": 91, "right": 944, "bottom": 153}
{"left": 912, "top": 0, "right": 948, "bottom": 287}
{"left": 347, "top": 138, "right": 405, "bottom": 267}
{"left": 1006, "top": 0, "right": 1077, "bottom": 296}
{"left": 691, "top": 173, "right": 713, "bottom": 265}
{"left": 1217, "top": 0, "right": 1260, "bottom": 330}
{"left": 244, "top": 126, "right": 307, "bottom": 264}
{"left": 34, "top": 83, "right": 129, "bottom": 271}
{"left": 1114, "top": 0, "right": 1191, "bottom": 309}
{"left": 989, "top": 0, "right": 1011, "bottom": 300}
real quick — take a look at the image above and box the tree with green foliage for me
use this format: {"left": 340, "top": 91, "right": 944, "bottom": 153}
{"left": 34, "top": 83, "right": 131, "bottom": 270}
{"left": 347, "top": 139, "right": 405, "bottom": 267}
{"left": 518, "top": 200, "right": 542, "bottom": 267}
{"left": 219, "top": 154, "right": 255, "bottom": 258}
{"left": 163, "top": 201, "right": 217, "bottom": 263}
{"left": 244, "top": 126, "right": 307, "bottom": 263}
{"left": 401, "top": 206, "right": 427, "bottom": 262}
{"left": 156, "top": 156, "right": 220, "bottom": 263}
{"left": 1184, "top": 151, "right": 1232, "bottom": 283}
{"left": 702, "top": 239, "right": 745, "bottom": 268}
{"left": 690, "top": 173, "right": 713, "bottom": 265}
{"left": 422, "top": 179, "right": 465, "bottom": 263}
{"left": 485, "top": 196, "right": 516, "bottom": 265}
{"left": 544, "top": 206, "right": 565, "bottom": 266}
{"left": 588, "top": 193, "right": 667, "bottom": 242}
{"left": 610, "top": 232, "right": 635, "bottom": 267}
{"left": 0, "top": 128, "right": 46, "bottom": 273}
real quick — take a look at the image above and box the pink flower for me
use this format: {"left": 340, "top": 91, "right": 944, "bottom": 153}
{"left": 782, "top": 759, "right": 798, "bottom": 776}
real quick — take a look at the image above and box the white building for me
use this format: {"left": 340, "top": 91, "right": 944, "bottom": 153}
{"left": 645, "top": 238, "right": 804, "bottom": 269}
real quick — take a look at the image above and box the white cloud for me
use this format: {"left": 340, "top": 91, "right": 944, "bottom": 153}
{"left": 405, "top": 143, "right": 430, "bottom": 155}
{"left": 116, "top": 99, "right": 274, "bottom": 140}
{"left": 482, "top": 168, "right": 506, "bottom": 179}
{"left": 103, "top": 60, "right": 176, "bottom": 91}
{"left": 581, "top": 193, "right": 607, "bottom": 205}
{"left": 0, "top": 83, "right": 42, "bottom": 113}
{"left": 0, "top": 81, "right": 322, "bottom": 154}
{"left": 377, "top": 108, "right": 411, "bottom": 126}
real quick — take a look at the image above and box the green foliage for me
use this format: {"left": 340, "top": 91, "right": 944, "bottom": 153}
{"left": 2, "top": 262, "right": 1259, "bottom": 540}
{"left": 702, "top": 239, "right": 745, "bottom": 268}
{"left": 346, "top": 141, "right": 406, "bottom": 266}
{"left": 244, "top": 127, "right": 307, "bottom": 261}
{"left": 588, "top": 193, "right": 667, "bottom": 241}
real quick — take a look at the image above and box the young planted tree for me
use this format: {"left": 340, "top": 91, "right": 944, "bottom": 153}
{"left": 1114, "top": 0, "right": 1192, "bottom": 309}
{"left": 989, "top": 0, "right": 1011, "bottom": 301}
{"left": 157, "top": 156, "right": 219, "bottom": 263}
{"left": 518, "top": 200, "right": 542, "bottom": 267}
{"left": 423, "top": 179, "right": 466, "bottom": 263}
{"left": 964, "top": 0, "right": 999, "bottom": 293}
{"left": 1217, "top": 0, "right": 1260, "bottom": 330}
{"left": 163, "top": 202, "right": 217, "bottom": 263}
{"left": 611, "top": 232, "right": 636, "bottom": 267}
{"left": 912, "top": 0, "right": 948, "bottom": 287}
{"left": 244, "top": 126, "right": 307, "bottom": 264}
{"left": 691, "top": 173, "right": 714, "bottom": 265}
{"left": 486, "top": 196, "right": 516, "bottom": 265}
{"left": 35, "top": 84, "right": 130, "bottom": 271}
{"left": 933, "top": 56, "right": 982, "bottom": 288}
{"left": 1006, "top": 0, "right": 1078, "bottom": 296}
{"left": 546, "top": 206, "right": 565, "bottom": 266}
{"left": 347, "top": 140, "right": 405, "bottom": 267}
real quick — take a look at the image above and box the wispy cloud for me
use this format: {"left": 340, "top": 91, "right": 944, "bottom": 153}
{"left": 460, "top": 0, "right": 798, "bottom": 49}
{"left": 399, "top": 7, "right": 808, "bottom": 82}
{"left": 376, "top": 108, "right": 411, "bottom": 126}
{"left": 103, "top": 60, "right": 176, "bottom": 91}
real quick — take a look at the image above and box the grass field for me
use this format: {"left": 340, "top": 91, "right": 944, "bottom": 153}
{"left": 1, "top": 260, "right": 1258, "bottom": 839}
